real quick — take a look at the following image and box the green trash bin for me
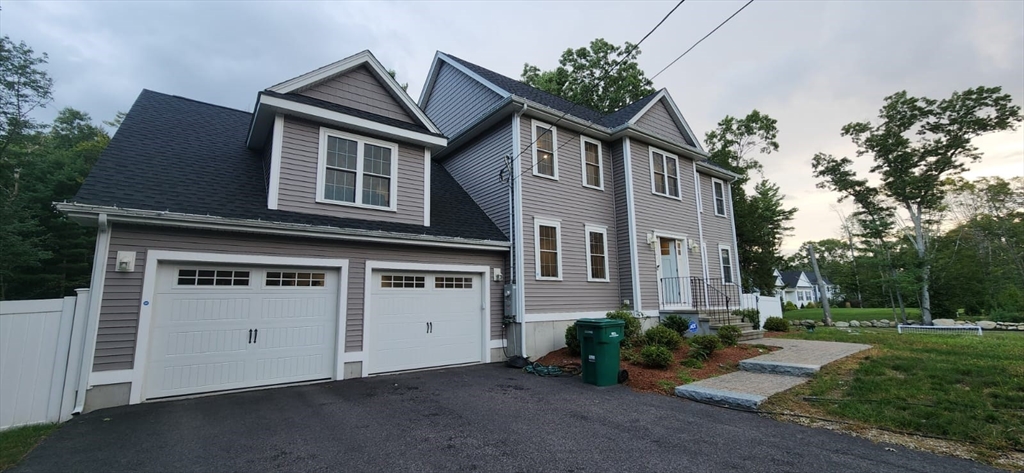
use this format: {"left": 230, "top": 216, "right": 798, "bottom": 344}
{"left": 576, "top": 318, "right": 625, "bottom": 386}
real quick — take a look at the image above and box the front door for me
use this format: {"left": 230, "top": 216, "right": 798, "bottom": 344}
{"left": 660, "top": 238, "right": 683, "bottom": 306}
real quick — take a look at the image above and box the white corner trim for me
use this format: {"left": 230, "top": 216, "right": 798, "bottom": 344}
{"left": 693, "top": 161, "right": 710, "bottom": 282}
{"left": 512, "top": 111, "right": 528, "bottom": 354}
{"left": 340, "top": 351, "right": 368, "bottom": 366}
{"left": 579, "top": 135, "right": 604, "bottom": 191}
{"left": 584, "top": 224, "right": 610, "bottom": 282}
{"left": 423, "top": 148, "right": 431, "bottom": 227}
{"left": 88, "top": 369, "right": 133, "bottom": 387}
{"left": 522, "top": 311, "right": 610, "bottom": 323}
{"left": 711, "top": 177, "right": 728, "bottom": 217}
{"left": 531, "top": 119, "right": 559, "bottom": 180}
{"left": 267, "top": 114, "right": 284, "bottom": 210}
{"left": 74, "top": 217, "right": 111, "bottom": 414}
{"left": 315, "top": 126, "right": 399, "bottom": 213}
{"left": 622, "top": 138, "right": 642, "bottom": 312}
{"left": 728, "top": 183, "right": 743, "bottom": 292}
{"left": 488, "top": 339, "right": 507, "bottom": 349}
{"left": 533, "top": 217, "right": 563, "bottom": 281}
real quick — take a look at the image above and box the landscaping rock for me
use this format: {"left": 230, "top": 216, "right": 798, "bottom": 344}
{"left": 933, "top": 319, "right": 955, "bottom": 326}
{"left": 978, "top": 321, "right": 996, "bottom": 330}
{"left": 849, "top": 320, "right": 860, "bottom": 327}
{"left": 835, "top": 322, "right": 850, "bottom": 328}
{"left": 878, "top": 320, "right": 890, "bottom": 327}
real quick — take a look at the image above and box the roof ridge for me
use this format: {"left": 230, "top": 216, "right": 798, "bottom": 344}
{"left": 142, "top": 89, "right": 252, "bottom": 115}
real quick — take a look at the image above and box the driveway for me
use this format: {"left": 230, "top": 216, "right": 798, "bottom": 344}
{"left": 15, "top": 364, "right": 995, "bottom": 473}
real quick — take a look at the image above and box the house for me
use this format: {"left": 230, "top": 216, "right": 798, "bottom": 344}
{"left": 59, "top": 49, "right": 742, "bottom": 411}
{"left": 776, "top": 270, "right": 838, "bottom": 306}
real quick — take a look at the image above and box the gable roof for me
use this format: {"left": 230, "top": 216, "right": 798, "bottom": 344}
{"left": 779, "top": 270, "right": 809, "bottom": 288}
{"left": 65, "top": 90, "right": 507, "bottom": 245}
{"left": 262, "top": 91, "right": 442, "bottom": 137}
{"left": 805, "top": 272, "right": 834, "bottom": 286}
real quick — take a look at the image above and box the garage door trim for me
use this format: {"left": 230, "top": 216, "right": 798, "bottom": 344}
{"left": 362, "top": 261, "right": 492, "bottom": 373}
{"left": 130, "top": 250, "right": 349, "bottom": 405}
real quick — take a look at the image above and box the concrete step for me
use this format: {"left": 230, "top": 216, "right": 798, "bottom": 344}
{"left": 737, "top": 329, "right": 764, "bottom": 341}
{"left": 675, "top": 371, "right": 809, "bottom": 410}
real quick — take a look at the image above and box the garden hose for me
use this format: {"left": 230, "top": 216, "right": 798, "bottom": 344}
{"left": 524, "top": 361, "right": 581, "bottom": 377}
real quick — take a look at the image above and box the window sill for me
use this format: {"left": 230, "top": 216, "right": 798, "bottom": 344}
{"left": 582, "top": 183, "right": 604, "bottom": 192}
{"left": 535, "top": 276, "right": 563, "bottom": 281}
{"left": 315, "top": 197, "right": 397, "bottom": 213}
{"left": 532, "top": 171, "right": 559, "bottom": 181}
{"left": 587, "top": 278, "right": 611, "bottom": 283}
{"left": 714, "top": 212, "right": 728, "bottom": 218}
{"left": 651, "top": 190, "right": 683, "bottom": 201}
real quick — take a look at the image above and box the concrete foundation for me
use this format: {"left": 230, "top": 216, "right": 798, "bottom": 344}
{"left": 84, "top": 382, "right": 131, "bottom": 413}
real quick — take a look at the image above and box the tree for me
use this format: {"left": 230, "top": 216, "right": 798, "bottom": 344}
{"left": 0, "top": 36, "right": 54, "bottom": 162}
{"left": 386, "top": 69, "right": 408, "bottom": 92}
{"left": 812, "top": 87, "right": 1022, "bottom": 324}
{"left": 521, "top": 39, "right": 655, "bottom": 114}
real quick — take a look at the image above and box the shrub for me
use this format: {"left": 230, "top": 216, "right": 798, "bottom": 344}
{"left": 783, "top": 301, "right": 798, "bottom": 312}
{"left": 565, "top": 323, "right": 580, "bottom": 355}
{"left": 716, "top": 325, "right": 742, "bottom": 346}
{"left": 661, "top": 314, "right": 690, "bottom": 336}
{"left": 805, "top": 301, "right": 817, "bottom": 309}
{"left": 989, "top": 309, "right": 1024, "bottom": 323}
{"left": 640, "top": 345, "right": 674, "bottom": 368}
{"left": 680, "top": 358, "right": 704, "bottom": 369}
{"left": 645, "top": 325, "right": 682, "bottom": 350}
{"left": 606, "top": 309, "right": 642, "bottom": 346}
{"left": 689, "top": 335, "right": 722, "bottom": 361}
{"left": 733, "top": 308, "right": 760, "bottom": 330}
{"left": 764, "top": 316, "right": 789, "bottom": 332}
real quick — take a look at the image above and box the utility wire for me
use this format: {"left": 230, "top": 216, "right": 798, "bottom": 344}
{"left": 650, "top": 0, "right": 755, "bottom": 80}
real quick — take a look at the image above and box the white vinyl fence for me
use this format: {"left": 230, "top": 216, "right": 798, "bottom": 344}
{"left": 0, "top": 290, "right": 90, "bottom": 430}
{"left": 741, "top": 293, "right": 782, "bottom": 329}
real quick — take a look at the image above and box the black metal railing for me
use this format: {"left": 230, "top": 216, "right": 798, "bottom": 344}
{"left": 659, "top": 276, "right": 690, "bottom": 307}
{"left": 659, "top": 277, "right": 740, "bottom": 325}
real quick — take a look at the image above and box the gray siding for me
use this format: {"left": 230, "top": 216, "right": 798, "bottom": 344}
{"left": 518, "top": 117, "right": 621, "bottom": 315}
{"left": 699, "top": 172, "right": 737, "bottom": 284}
{"left": 610, "top": 139, "right": 633, "bottom": 307}
{"left": 635, "top": 98, "right": 695, "bottom": 147}
{"left": 629, "top": 139, "right": 703, "bottom": 311}
{"left": 94, "top": 224, "right": 506, "bottom": 372}
{"left": 441, "top": 119, "right": 513, "bottom": 236}
{"left": 299, "top": 65, "right": 415, "bottom": 124}
{"left": 423, "top": 62, "right": 504, "bottom": 137}
{"left": 276, "top": 117, "right": 425, "bottom": 226}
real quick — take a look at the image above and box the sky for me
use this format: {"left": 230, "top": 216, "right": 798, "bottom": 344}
{"left": 5, "top": 0, "right": 1023, "bottom": 253}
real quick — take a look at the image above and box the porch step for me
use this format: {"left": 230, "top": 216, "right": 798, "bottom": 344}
{"left": 738, "top": 329, "right": 764, "bottom": 341}
{"left": 707, "top": 316, "right": 746, "bottom": 327}
{"left": 710, "top": 321, "right": 753, "bottom": 330}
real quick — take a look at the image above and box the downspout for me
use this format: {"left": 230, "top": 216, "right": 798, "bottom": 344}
{"left": 692, "top": 163, "right": 709, "bottom": 304}
{"left": 512, "top": 103, "right": 528, "bottom": 357}
{"left": 73, "top": 214, "right": 111, "bottom": 415}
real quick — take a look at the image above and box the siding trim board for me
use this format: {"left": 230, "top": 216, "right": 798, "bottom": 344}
{"left": 268, "top": 114, "right": 284, "bottom": 210}
{"left": 622, "top": 138, "right": 642, "bottom": 312}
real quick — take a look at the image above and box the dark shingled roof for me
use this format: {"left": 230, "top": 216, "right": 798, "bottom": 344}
{"left": 72, "top": 90, "right": 507, "bottom": 243}
{"left": 779, "top": 270, "right": 833, "bottom": 288}
{"left": 261, "top": 90, "right": 445, "bottom": 137}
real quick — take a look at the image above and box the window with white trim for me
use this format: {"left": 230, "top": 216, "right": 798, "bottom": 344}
{"left": 712, "top": 178, "right": 727, "bottom": 216}
{"left": 534, "top": 218, "right": 562, "bottom": 280}
{"left": 381, "top": 275, "right": 425, "bottom": 288}
{"left": 532, "top": 121, "right": 558, "bottom": 179}
{"left": 580, "top": 136, "right": 603, "bottom": 190}
{"left": 317, "top": 128, "right": 398, "bottom": 210}
{"left": 177, "top": 269, "right": 250, "bottom": 287}
{"left": 719, "top": 246, "right": 734, "bottom": 284}
{"left": 650, "top": 148, "right": 680, "bottom": 198}
{"left": 266, "top": 271, "right": 326, "bottom": 287}
{"left": 585, "top": 225, "right": 609, "bottom": 282}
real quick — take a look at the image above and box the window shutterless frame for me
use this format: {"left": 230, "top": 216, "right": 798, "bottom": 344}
{"left": 534, "top": 217, "right": 562, "bottom": 280}
{"left": 711, "top": 177, "right": 727, "bottom": 217}
{"left": 532, "top": 120, "right": 558, "bottom": 180}
{"left": 315, "top": 127, "right": 399, "bottom": 212}
{"left": 649, "top": 146, "right": 681, "bottom": 200}
{"left": 584, "top": 224, "right": 609, "bottom": 282}
{"left": 718, "top": 244, "right": 734, "bottom": 284}
{"left": 580, "top": 136, "right": 603, "bottom": 190}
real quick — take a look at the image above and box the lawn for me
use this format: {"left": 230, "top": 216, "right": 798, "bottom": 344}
{"left": 0, "top": 423, "right": 57, "bottom": 471}
{"left": 783, "top": 307, "right": 922, "bottom": 323}
{"left": 761, "top": 328, "right": 1024, "bottom": 466}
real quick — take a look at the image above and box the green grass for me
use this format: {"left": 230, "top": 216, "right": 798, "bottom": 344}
{"left": 782, "top": 307, "right": 922, "bottom": 323}
{"left": 768, "top": 329, "right": 1024, "bottom": 454}
{"left": 0, "top": 423, "right": 57, "bottom": 471}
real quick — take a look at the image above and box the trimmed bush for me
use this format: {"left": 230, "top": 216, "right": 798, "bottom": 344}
{"left": 716, "top": 325, "right": 742, "bottom": 347}
{"left": 661, "top": 314, "right": 690, "bottom": 336}
{"left": 763, "top": 316, "right": 789, "bottom": 332}
{"left": 783, "top": 301, "right": 798, "bottom": 312}
{"left": 733, "top": 308, "right": 760, "bottom": 330}
{"left": 640, "top": 345, "right": 674, "bottom": 368}
{"left": 805, "top": 301, "right": 817, "bottom": 309}
{"left": 689, "top": 335, "right": 722, "bottom": 361}
{"left": 606, "top": 309, "right": 643, "bottom": 346}
{"left": 565, "top": 323, "right": 580, "bottom": 355}
{"left": 645, "top": 325, "right": 682, "bottom": 350}
{"left": 680, "top": 358, "right": 704, "bottom": 369}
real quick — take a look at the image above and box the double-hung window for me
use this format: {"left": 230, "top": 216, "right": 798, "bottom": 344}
{"left": 534, "top": 217, "right": 562, "bottom": 280}
{"left": 532, "top": 121, "right": 558, "bottom": 179}
{"left": 719, "top": 245, "right": 734, "bottom": 284}
{"left": 650, "top": 148, "right": 680, "bottom": 198}
{"left": 317, "top": 128, "right": 398, "bottom": 211}
{"left": 585, "top": 225, "right": 609, "bottom": 282}
{"left": 580, "top": 136, "right": 603, "bottom": 190}
{"left": 712, "top": 178, "right": 727, "bottom": 216}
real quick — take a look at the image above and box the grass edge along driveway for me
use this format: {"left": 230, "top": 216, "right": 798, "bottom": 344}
{"left": 0, "top": 424, "right": 57, "bottom": 471}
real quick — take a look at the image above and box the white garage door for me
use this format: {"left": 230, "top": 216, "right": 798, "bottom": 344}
{"left": 368, "top": 271, "right": 483, "bottom": 374}
{"left": 144, "top": 264, "right": 339, "bottom": 399}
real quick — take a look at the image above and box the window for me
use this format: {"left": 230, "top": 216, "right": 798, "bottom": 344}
{"left": 585, "top": 225, "right": 609, "bottom": 282}
{"left": 266, "top": 271, "right": 326, "bottom": 287}
{"left": 650, "top": 148, "right": 680, "bottom": 198}
{"left": 435, "top": 277, "right": 473, "bottom": 289}
{"left": 534, "top": 217, "right": 562, "bottom": 280}
{"left": 532, "top": 120, "right": 558, "bottom": 179}
{"left": 177, "top": 269, "right": 250, "bottom": 286}
{"left": 381, "top": 275, "right": 425, "bottom": 288}
{"left": 580, "top": 136, "right": 603, "bottom": 190}
{"left": 719, "top": 246, "right": 734, "bottom": 284}
{"left": 317, "top": 128, "right": 398, "bottom": 211}
{"left": 712, "top": 178, "right": 727, "bottom": 216}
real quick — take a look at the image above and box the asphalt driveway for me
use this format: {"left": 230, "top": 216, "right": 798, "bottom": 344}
{"left": 14, "top": 364, "right": 996, "bottom": 473}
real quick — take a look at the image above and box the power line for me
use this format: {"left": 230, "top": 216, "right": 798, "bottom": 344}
{"left": 650, "top": 0, "right": 755, "bottom": 81}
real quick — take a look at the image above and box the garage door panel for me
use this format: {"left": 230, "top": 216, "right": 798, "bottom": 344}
{"left": 261, "top": 296, "right": 330, "bottom": 320}
{"left": 257, "top": 324, "right": 330, "bottom": 350}
{"left": 166, "top": 297, "right": 251, "bottom": 324}
{"left": 160, "top": 328, "right": 249, "bottom": 356}
{"left": 153, "top": 360, "right": 247, "bottom": 396}
{"left": 255, "top": 353, "right": 328, "bottom": 383}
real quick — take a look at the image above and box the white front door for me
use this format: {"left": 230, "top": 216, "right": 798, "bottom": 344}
{"left": 144, "top": 264, "right": 339, "bottom": 399}
{"left": 659, "top": 238, "right": 690, "bottom": 308}
{"left": 368, "top": 271, "right": 483, "bottom": 374}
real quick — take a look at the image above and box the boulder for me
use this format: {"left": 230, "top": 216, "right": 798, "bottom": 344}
{"left": 815, "top": 321, "right": 824, "bottom": 326}
{"left": 849, "top": 320, "right": 860, "bottom": 327}
{"left": 933, "top": 319, "right": 955, "bottom": 326}
{"left": 835, "top": 321, "right": 850, "bottom": 328}
{"left": 878, "top": 320, "right": 890, "bottom": 327}
{"left": 978, "top": 321, "right": 996, "bottom": 330}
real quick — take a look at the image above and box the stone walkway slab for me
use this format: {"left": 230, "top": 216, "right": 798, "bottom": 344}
{"left": 739, "top": 338, "right": 870, "bottom": 377}
{"left": 675, "top": 371, "right": 808, "bottom": 409}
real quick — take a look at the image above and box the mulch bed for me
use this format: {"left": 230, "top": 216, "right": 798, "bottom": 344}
{"left": 534, "top": 343, "right": 776, "bottom": 395}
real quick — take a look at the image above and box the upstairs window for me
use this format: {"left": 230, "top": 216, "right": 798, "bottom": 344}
{"left": 534, "top": 218, "right": 562, "bottom": 280}
{"left": 581, "top": 137, "right": 603, "bottom": 190}
{"left": 532, "top": 121, "right": 558, "bottom": 179}
{"left": 712, "top": 178, "right": 727, "bottom": 216}
{"left": 317, "top": 128, "right": 398, "bottom": 211}
{"left": 650, "top": 148, "right": 680, "bottom": 198}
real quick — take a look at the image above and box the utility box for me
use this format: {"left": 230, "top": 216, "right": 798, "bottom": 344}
{"left": 503, "top": 284, "right": 517, "bottom": 322}
{"left": 576, "top": 318, "right": 625, "bottom": 386}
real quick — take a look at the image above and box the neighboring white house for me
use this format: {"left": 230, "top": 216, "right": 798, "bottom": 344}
{"left": 776, "top": 270, "right": 838, "bottom": 306}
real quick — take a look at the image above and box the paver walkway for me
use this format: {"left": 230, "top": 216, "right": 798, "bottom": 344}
{"left": 675, "top": 338, "right": 871, "bottom": 409}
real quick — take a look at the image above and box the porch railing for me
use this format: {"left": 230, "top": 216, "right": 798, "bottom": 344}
{"left": 659, "top": 277, "right": 740, "bottom": 325}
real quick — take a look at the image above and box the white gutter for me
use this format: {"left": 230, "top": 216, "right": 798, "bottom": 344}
{"left": 73, "top": 214, "right": 111, "bottom": 415}
{"left": 693, "top": 161, "right": 710, "bottom": 284}
{"left": 622, "top": 137, "right": 642, "bottom": 313}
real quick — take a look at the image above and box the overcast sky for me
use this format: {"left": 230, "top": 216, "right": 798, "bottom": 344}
{"left": 5, "top": 0, "right": 1023, "bottom": 252}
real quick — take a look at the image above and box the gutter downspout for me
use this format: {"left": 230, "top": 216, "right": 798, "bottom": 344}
{"left": 73, "top": 214, "right": 111, "bottom": 415}
{"left": 692, "top": 162, "right": 710, "bottom": 308}
{"left": 512, "top": 103, "right": 528, "bottom": 357}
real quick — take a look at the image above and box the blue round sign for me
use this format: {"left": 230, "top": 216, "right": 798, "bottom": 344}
{"left": 688, "top": 322, "right": 698, "bottom": 333}
{"left": 143, "top": 301, "right": 149, "bottom": 306}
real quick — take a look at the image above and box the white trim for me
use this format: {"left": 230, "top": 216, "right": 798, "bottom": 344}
{"left": 512, "top": 111, "right": 528, "bottom": 356}
{"left": 362, "top": 261, "right": 492, "bottom": 375}
{"left": 728, "top": 183, "right": 743, "bottom": 292}
{"left": 622, "top": 138, "right": 642, "bottom": 312}
{"left": 648, "top": 146, "right": 682, "bottom": 200}
{"left": 693, "top": 162, "right": 711, "bottom": 282}
{"left": 73, "top": 216, "right": 110, "bottom": 414}
{"left": 627, "top": 91, "right": 704, "bottom": 152}
{"left": 522, "top": 311, "right": 609, "bottom": 323}
{"left": 533, "top": 217, "right": 563, "bottom": 281}
{"left": 711, "top": 177, "right": 727, "bottom": 217}
{"left": 341, "top": 351, "right": 368, "bottom": 364}
{"left": 579, "top": 135, "right": 604, "bottom": 190}
{"left": 531, "top": 119, "right": 559, "bottom": 180}
{"left": 129, "top": 251, "right": 350, "bottom": 404}
{"left": 258, "top": 95, "right": 447, "bottom": 148}
{"left": 584, "top": 224, "right": 610, "bottom": 282}
{"left": 419, "top": 52, "right": 510, "bottom": 108}
{"left": 423, "top": 148, "right": 431, "bottom": 227}
{"left": 488, "top": 339, "right": 506, "bottom": 349}
{"left": 315, "top": 127, "right": 399, "bottom": 212}
{"left": 267, "top": 114, "right": 284, "bottom": 210}
{"left": 718, "top": 244, "right": 735, "bottom": 285}
{"left": 268, "top": 50, "right": 441, "bottom": 135}
{"left": 652, "top": 231, "right": 692, "bottom": 310}
{"left": 87, "top": 369, "right": 133, "bottom": 387}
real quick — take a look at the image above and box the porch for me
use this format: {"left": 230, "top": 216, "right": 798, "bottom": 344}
{"left": 659, "top": 276, "right": 763, "bottom": 341}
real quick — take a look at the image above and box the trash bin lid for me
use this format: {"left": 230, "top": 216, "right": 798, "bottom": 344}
{"left": 576, "top": 318, "right": 625, "bottom": 327}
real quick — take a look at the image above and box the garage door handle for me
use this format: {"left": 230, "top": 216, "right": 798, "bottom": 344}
{"left": 249, "top": 329, "right": 253, "bottom": 344}
{"left": 253, "top": 329, "right": 258, "bottom": 343}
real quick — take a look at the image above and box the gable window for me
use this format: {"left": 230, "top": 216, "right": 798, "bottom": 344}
{"left": 534, "top": 217, "right": 562, "bottom": 280}
{"left": 532, "top": 120, "right": 558, "bottom": 179}
{"left": 580, "top": 136, "right": 603, "bottom": 190}
{"left": 719, "top": 245, "right": 734, "bottom": 284}
{"left": 585, "top": 224, "right": 609, "bottom": 282}
{"left": 317, "top": 128, "right": 398, "bottom": 211}
{"left": 650, "top": 148, "right": 680, "bottom": 199}
{"left": 712, "top": 178, "right": 727, "bottom": 216}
